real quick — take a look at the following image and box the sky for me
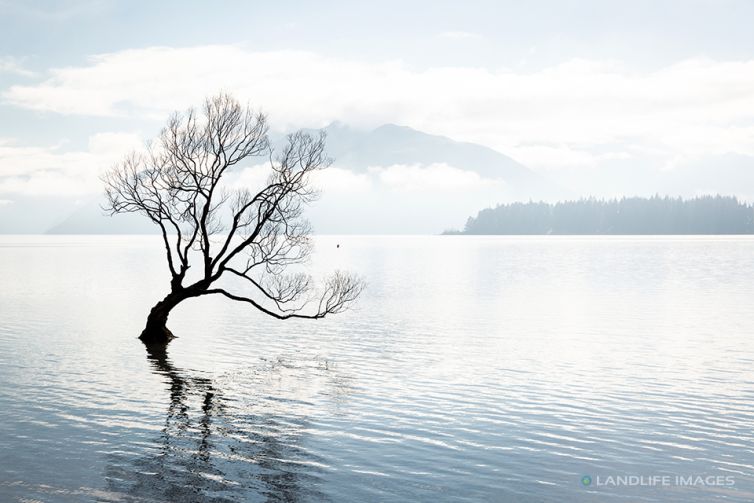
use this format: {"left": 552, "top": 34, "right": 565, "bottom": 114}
{"left": 1, "top": 0, "right": 754, "bottom": 230}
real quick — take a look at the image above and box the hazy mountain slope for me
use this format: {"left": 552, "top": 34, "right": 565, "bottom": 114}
{"left": 319, "top": 122, "right": 535, "bottom": 181}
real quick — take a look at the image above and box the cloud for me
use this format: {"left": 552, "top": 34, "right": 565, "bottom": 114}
{"left": 312, "top": 167, "right": 371, "bottom": 193}
{"left": 0, "top": 56, "right": 34, "bottom": 77}
{"left": 230, "top": 164, "right": 272, "bottom": 193}
{"left": 234, "top": 163, "right": 490, "bottom": 196}
{"left": 4, "top": 46, "right": 754, "bottom": 172}
{"left": 0, "top": 132, "right": 141, "bottom": 196}
{"left": 511, "top": 144, "right": 633, "bottom": 170}
{"left": 230, "top": 164, "right": 372, "bottom": 196}
{"left": 370, "top": 163, "right": 501, "bottom": 192}
{"left": 233, "top": 164, "right": 372, "bottom": 194}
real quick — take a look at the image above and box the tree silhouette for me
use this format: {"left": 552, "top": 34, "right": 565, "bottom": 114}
{"left": 104, "top": 94, "right": 363, "bottom": 344}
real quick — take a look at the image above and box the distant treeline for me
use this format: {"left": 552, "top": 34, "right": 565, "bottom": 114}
{"left": 450, "top": 196, "right": 754, "bottom": 235}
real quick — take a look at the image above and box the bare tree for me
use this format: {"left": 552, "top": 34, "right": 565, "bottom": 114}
{"left": 103, "top": 93, "right": 364, "bottom": 344}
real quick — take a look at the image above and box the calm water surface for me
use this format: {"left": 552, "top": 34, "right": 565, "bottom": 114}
{"left": 1, "top": 235, "right": 753, "bottom": 502}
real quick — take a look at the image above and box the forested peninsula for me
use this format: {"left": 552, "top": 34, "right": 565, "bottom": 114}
{"left": 449, "top": 196, "right": 754, "bottom": 235}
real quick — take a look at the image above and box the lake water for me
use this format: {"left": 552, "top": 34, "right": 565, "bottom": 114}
{"left": 1, "top": 235, "right": 754, "bottom": 502}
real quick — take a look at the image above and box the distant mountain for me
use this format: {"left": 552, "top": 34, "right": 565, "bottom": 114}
{"left": 318, "top": 122, "right": 537, "bottom": 182}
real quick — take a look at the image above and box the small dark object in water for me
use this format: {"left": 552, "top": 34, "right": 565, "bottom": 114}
{"left": 337, "top": 244, "right": 340, "bottom": 248}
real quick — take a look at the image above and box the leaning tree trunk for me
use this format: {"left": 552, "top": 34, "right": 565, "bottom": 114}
{"left": 139, "top": 290, "right": 190, "bottom": 344}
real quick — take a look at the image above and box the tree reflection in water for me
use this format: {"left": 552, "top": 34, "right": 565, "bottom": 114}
{"left": 105, "top": 343, "right": 333, "bottom": 503}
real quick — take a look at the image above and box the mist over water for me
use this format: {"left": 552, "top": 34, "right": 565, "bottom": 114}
{"left": 1, "top": 235, "right": 753, "bottom": 502}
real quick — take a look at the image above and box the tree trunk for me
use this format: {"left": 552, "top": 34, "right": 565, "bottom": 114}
{"left": 139, "top": 290, "right": 188, "bottom": 345}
